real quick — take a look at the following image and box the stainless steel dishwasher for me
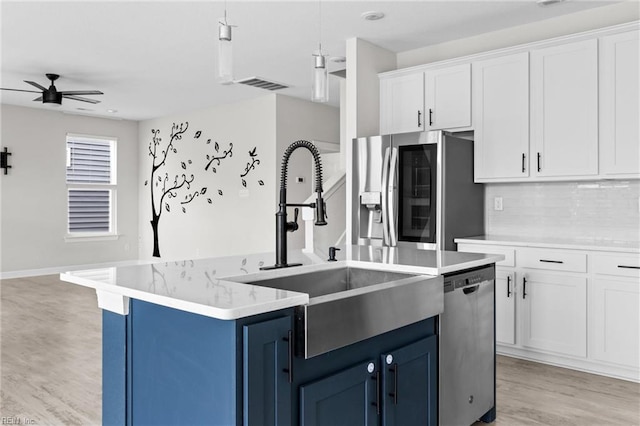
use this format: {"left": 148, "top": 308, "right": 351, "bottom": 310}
{"left": 439, "top": 264, "right": 496, "bottom": 426}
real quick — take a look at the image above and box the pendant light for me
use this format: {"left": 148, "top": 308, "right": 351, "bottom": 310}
{"left": 218, "top": 1, "right": 235, "bottom": 84}
{"left": 312, "top": 0, "right": 328, "bottom": 103}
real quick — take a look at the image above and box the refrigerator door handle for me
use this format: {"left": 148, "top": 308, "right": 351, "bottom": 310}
{"left": 381, "top": 147, "right": 391, "bottom": 246}
{"left": 388, "top": 147, "right": 399, "bottom": 246}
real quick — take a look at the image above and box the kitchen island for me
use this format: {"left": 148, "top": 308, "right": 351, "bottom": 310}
{"left": 61, "top": 245, "right": 503, "bottom": 426}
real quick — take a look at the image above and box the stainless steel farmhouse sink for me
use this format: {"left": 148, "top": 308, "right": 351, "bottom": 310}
{"left": 235, "top": 266, "right": 443, "bottom": 358}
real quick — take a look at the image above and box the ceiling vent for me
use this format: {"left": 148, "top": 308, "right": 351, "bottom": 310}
{"left": 235, "top": 76, "right": 289, "bottom": 91}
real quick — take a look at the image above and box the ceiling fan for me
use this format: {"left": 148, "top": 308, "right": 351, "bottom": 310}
{"left": 0, "top": 73, "right": 103, "bottom": 105}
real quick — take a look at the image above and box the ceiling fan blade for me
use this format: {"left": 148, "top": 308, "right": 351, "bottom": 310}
{"left": 60, "top": 90, "right": 103, "bottom": 96}
{"left": 33, "top": 96, "right": 43, "bottom": 102}
{"left": 62, "top": 94, "right": 101, "bottom": 104}
{"left": 0, "top": 88, "right": 41, "bottom": 93}
{"left": 24, "top": 80, "right": 47, "bottom": 91}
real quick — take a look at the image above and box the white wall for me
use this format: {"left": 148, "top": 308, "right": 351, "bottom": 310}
{"left": 398, "top": 1, "right": 639, "bottom": 68}
{"left": 137, "top": 95, "right": 277, "bottom": 262}
{"left": 136, "top": 94, "right": 339, "bottom": 261}
{"left": 275, "top": 95, "right": 340, "bottom": 250}
{"left": 345, "top": 38, "right": 396, "bottom": 140}
{"left": 0, "top": 105, "right": 139, "bottom": 273}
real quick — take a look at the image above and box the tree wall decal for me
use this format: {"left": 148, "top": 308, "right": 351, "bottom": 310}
{"left": 146, "top": 122, "right": 207, "bottom": 257}
{"left": 144, "top": 121, "right": 268, "bottom": 259}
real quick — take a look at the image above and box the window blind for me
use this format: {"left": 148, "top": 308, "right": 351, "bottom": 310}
{"left": 66, "top": 136, "right": 114, "bottom": 233}
{"left": 66, "top": 138, "right": 112, "bottom": 184}
{"left": 68, "top": 189, "right": 111, "bottom": 232}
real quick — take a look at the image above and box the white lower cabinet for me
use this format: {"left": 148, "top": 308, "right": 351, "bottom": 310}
{"left": 457, "top": 239, "right": 639, "bottom": 382}
{"left": 520, "top": 272, "right": 587, "bottom": 357}
{"left": 590, "top": 276, "right": 640, "bottom": 369}
{"left": 495, "top": 270, "right": 516, "bottom": 345}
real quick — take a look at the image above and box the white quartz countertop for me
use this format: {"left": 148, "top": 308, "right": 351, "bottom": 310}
{"left": 60, "top": 245, "right": 503, "bottom": 320}
{"left": 455, "top": 235, "right": 640, "bottom": 253}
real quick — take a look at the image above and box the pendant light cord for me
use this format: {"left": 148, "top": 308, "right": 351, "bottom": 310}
{"left": 318, "top": 0, "right": 322, "bottom": 54}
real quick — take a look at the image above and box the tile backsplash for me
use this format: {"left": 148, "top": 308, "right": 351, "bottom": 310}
{"left": 485, "top": 180, "right": 640, "bottom": 242}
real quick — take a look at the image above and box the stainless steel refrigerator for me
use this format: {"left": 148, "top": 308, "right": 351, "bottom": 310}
{"left": 348, "top": 131, "right": 484, "bottom": 251}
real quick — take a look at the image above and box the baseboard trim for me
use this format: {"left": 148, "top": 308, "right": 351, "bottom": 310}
{"left": 497, "top": 345, "right": 640, "bottom": 383}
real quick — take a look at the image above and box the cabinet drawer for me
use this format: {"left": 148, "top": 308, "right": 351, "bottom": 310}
{"left": 518, "top": 248, "right": 586, "bottom": 272}
{"left": 593, "top": 253, "right": 640, "bottom": 278}
{"left": 457, "top": 243, "right": 515, "bottom": 267}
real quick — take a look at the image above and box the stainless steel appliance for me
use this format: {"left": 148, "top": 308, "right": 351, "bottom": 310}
{"left": 440, "top": 265, "right": 496, "bottom": 426}
{"left": 349, "top": 131, "right": 483, "bottom": 251}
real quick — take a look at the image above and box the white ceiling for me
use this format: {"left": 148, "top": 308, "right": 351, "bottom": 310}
{"left": 0, "top": 0, "right": 621, "bottom": 121}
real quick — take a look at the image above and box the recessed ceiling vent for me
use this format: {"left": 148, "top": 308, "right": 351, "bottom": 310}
{"left": 235, "top": 76, "right": 289, "bottom": 91}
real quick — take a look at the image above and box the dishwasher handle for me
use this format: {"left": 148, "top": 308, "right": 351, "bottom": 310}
{"left": 463, "top": 285, "right": 479, "bottom": 295}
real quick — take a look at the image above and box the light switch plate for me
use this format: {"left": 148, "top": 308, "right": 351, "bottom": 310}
{"left": 494, "top": 197, "right": 503, "bottom": 211}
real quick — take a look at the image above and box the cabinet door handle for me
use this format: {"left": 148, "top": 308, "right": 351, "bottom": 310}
{"left": 417, "top": 110, "right": 422, "bottom": 128}
{"left": 429, "top": 108, "right": 433, "bottom": 126}
{"left": 522, "top": 277, "right": 527, "bottom": 299}
{"left": 540, "top": 259, "right": 563, "bottom": 264}
{"left": 372, "top": 371, "right": 381, "bottom": 415}
{"left": 507, "top": 275, "right": 512, "bottom": 298}
{"left": 618, "top": 265, "right": 640, "bottom": 270}
{"left": 537, "top": 152, "right": 541, "bottom": 172}
{"left": 389, "top": 363, "right": 398, "bottom": 405}
{"left": 282, "top": 330, "right": 293, "bottom": 383}
{"left": 522, "top": 153, "right": 526, "bottom": 173}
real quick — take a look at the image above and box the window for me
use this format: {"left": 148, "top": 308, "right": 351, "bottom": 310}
{"left": 66, "top": 134, "right": 117, "bottom": 238}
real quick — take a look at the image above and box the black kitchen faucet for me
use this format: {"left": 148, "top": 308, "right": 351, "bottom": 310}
{"left": 261, "top": 140, "right": 327, "bottom": 270}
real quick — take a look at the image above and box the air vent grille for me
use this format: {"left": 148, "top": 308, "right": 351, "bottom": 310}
{"left": 235, "top": 77, "right": 289, "bottom": 91}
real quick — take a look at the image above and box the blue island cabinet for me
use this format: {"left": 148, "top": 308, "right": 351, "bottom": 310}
{"left": 299, "top": 336, "right": 437, "bottom": 426}
{"left": 102, "top": 299, "right": 437, "bottom": 426}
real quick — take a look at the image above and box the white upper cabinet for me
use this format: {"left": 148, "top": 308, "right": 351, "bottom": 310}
{"left": 379, "top": 73, "right": 424, "bottom": 135}
{"left": 424, "top": 63, "right": 471, "bottom": 130}
{"left": 530, "top": 39, "right": 599, "bottom": 178}
{"left": 599, "top": 30, "right": 640, "bottom": 177}
{"left": 473, "top": 53, "right": 529, "bottom": 181}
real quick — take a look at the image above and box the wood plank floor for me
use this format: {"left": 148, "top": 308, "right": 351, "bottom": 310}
{"left": 1, "top": 275, "right": 638, "bottom": 425}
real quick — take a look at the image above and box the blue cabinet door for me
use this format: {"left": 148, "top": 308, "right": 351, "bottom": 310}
{"left": 300, "top": 360, "right": 378, "bottom": 426}
{"left": 243, "top": 316, "right": 292, "bottom": 426}
{"left": 381, "top": 335, "right": 438, "bottom": 426}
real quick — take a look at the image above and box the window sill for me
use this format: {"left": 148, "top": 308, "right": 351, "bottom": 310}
{"left": 64, "top": 234, "right": 120, "bottom": 243}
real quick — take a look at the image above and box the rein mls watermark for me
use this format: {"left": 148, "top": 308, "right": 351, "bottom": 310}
{"left": 1, "top": 417, "right": 36, "bottom": 425}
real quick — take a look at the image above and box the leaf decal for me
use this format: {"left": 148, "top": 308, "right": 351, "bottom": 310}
{"left": 173, "top": 148, "right": 177, "bottom": 153}
{"left": 214, "top": 141, "right": 219, "bottom": 152}
{"left": 188, "top": 159, "right": 192, "bottom": 164}
{"left": 194, "top": 130, "right": 202, "bottom": 138}
{"left": 206, "top": 154, "right": 210, "bottom": 160}
{"left": 258, "top": 180, "right": 264, "bottom": 186}
{"left": 242, "top": 179, "right": 247, "bottom": 188}
{"left": 212, "top": 167, "right": 216, "bottom": 173}
{"left": 249, "top": 147, "right": 257, "bottom": 157}
{"left": 201, "top": 187, "right": 207, "bottom": 195}
{"left": 218, "top": 189, "right": 223, "bottom": 196}
{"left": 258, "top": 261, "right": 264, "bottom": 267}
{"left": 144, "top": 180, "right": 148, "bottom": 186}
{"left": 206, "top": 139, "right": 211, "bottom": 144}
{"left": 242, "top": 258, "right": 247, "bottom": 266}
{"left": 182, "top": 206, "right": 186, "bottom": 213}
{"left": 158, "top": 176, "right": 162, "bottom": 182}
{"left": 181, "top": 162, "right": 186, "bottom": 169}
{"left": 165, "top": 203, "right": 170, "bottom": 212}
{"left": 207, "top": 198, "right": 212, "bottom": 204}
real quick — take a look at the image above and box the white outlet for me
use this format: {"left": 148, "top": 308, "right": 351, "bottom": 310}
{"left": 494, "top": 197, "right": 503, "bottom": 211}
